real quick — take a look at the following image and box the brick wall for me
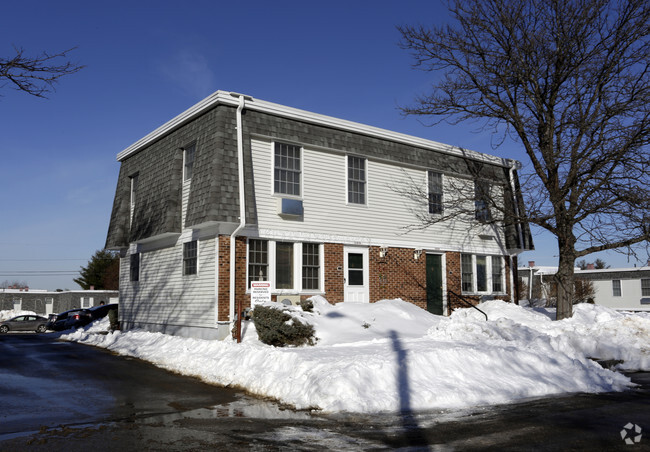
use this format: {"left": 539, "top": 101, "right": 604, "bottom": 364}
{"left": 324, "top": 243, "right": 344, "bottom": 304}
{"left": 369, "top": 246, "right": 427, "bottom": 309}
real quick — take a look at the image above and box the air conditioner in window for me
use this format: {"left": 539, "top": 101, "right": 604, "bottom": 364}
{"left": 277, "top": 198, "right": 304, "bottom": 218}
{"left": 278, "top": 295, "right": 301, "bottom": 306}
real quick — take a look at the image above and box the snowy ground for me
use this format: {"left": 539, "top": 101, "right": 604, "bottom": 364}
{"left": 26, "top": 299, "right": 650, "bottom": 414}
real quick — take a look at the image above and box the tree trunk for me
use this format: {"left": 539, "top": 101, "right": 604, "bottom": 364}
{"left": 555, "top": 254, "right": 575, "bottom": 320}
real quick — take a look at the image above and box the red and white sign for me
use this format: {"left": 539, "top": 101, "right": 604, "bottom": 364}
{"left": 251, "top": 281, "right": 271, "bottom": 306}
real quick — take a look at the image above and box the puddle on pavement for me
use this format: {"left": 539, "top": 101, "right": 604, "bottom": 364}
{"left": 137, "top": 394, "right": 315, "bottom": 425}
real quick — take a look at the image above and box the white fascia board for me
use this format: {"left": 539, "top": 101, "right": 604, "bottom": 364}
{"left": 117, "top": 90, "right": 516, "bottom": 168}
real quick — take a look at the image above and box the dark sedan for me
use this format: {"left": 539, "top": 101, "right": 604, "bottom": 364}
{"left": 46, "top": 309, "right": 90, "bottom": 331}
{"left": 0, "top": 315, "right": 49, "bottom": 333}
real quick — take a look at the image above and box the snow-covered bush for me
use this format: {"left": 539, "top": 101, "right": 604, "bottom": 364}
{"left": 253, "top": 304, "right": 315, "bottom": 347}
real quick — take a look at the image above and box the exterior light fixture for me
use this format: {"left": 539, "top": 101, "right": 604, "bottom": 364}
{"left": 414, "top": 249, "right": 423, "bottom": 260}
{"left": 379, "top": 246, "right": 388, "bottom": 258}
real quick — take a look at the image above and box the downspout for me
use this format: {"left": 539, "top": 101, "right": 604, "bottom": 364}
{"left": 230, "top": 93, "right": 249, "bottom": 341}
{"left": 508, "top": 161, "right": 525, "bottom": 303}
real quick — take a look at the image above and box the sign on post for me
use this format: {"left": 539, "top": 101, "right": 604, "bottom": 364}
{"left": 251, "top": 281, "right": 271, "bottom": 306}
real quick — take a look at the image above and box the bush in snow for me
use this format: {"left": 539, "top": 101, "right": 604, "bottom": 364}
{"left": 298, "top": 298, "right": 313, "bottom": 312}
{"left": 253, "top": 304, "right": 315, "bottom": 347}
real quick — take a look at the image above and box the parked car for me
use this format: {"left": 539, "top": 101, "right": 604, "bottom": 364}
{"left": 86, "top": 303, "right": 118, "bottom": 321}
{"left": 46, "top": 309, "right": 89, "bottom": 331}
{"left": 0, "top": 315, "right": 49, "bottom": 333}
{"left": 63, "top": 303, "right": 118, "bottom": 330}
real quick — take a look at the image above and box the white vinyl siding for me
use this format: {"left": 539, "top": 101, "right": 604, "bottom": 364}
{"left": 119, "top": 237, "right": 216, "bottom": 329}
{"left": 250, "top": 138, "right": 505, "bottom": 253}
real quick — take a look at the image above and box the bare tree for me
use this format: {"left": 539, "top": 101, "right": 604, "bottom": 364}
{"left": 398, "top": 0, "right": 650, "bottom": 319}
{"left": 0, "top": 46, "right": 83, "bottom": 98}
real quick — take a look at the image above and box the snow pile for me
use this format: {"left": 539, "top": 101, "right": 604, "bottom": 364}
{"left": 0, "top": 309, "right": 38, "bottom": 321}
{"left": 61, "top": 299, "right": 647, "bottom": 413}
{"left": 430, "top": 300, "right": 650, "bottom": 371}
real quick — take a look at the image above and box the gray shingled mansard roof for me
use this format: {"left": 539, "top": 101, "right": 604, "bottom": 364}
{"left": 106, "top": 91, "right": 533, "bottom": 251}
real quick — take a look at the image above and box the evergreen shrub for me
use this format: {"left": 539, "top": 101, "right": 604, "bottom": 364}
{"left": 253, "top": 304, "right": 315, "bottom": 347}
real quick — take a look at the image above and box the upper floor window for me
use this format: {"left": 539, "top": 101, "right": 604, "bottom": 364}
{"left": 612, "top": 279, "right": 621, "bottom": 297}
{"left": 428, "top": 171, "right": 443, "bottom": 215}
{"left": 130, "top": 174, "right": 139, "bottom": 208}
{"left": 184, "top": 143, "right": 196, "bottom": 181}
{"left": 348, "top": 156, "right": 366, "bottom": 204}
{"left": 475, "top": 180, "right": 491, "bottom": 222}
{"left": 274, "top": 142, "right": 301, "bottom": 196}
{"left": 130, "top": 253, "right": 140, "bottom": 282}
{"left": 183, "top": 241, "right": 198, "bottom": 275}
{"left": 642, "top": 279, "right": 650, "bottom": 297}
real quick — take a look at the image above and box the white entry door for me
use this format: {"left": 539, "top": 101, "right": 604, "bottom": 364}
{"left": 344, "top": 246, "right": 369, "bottom": 302}
{"left": 45, "top": 298, "right": 54, "bottom": 315}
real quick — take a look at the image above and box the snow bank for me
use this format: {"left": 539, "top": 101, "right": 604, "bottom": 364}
{"left": 0, "top": 309, "right": 38, "bottom": 321}
{"left": 61, "top": 299, "right": 647, "bottom": 414}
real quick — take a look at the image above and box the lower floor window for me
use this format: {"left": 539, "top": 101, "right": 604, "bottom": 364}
{"left": 183, "top": 241, "right": 198, "bottom": 275}
{"left": 612, "top": 280, "right": 621, "bottom": 297}
{"left": 461, "top": 254, "right": 505, "bottom": 294}
{"left": 130, "top": 253, "right": 140, "bottom": 282}
{"left": 641, "top": 279, "right": 650, "bottom": 297}
{"left": 248, "top": 240, "right": 322, "bottom": 292}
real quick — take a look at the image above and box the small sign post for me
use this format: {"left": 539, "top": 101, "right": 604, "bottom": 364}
{"left": 251, "top": 281, "right": 271, "bottom": 306}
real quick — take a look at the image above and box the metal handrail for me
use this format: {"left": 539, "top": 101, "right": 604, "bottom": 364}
{"left": 448, "top": 289, "right": 488, "bottom": 321}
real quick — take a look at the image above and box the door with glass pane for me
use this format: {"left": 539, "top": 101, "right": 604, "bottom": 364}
{"left": 344, "top": 247, "right": 369, "bottom": 302}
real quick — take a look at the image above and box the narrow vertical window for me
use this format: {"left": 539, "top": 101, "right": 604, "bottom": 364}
{"left": 475, "top": 180, "right": 491, "bottom": 222}
{"left": 130, "top": 174, "right": 139, "bottom": 208}
{"left": 476, "top": 255, "right": 488, "bottom": 292}
{"left": 183, "top": 241, "right": 198, "bottom": 275}
{"left": 302, "top": 243, "right": 320, "bottom": 290}
{"left": 248, "top": 240, "right": 268, "bottom": 288}
{"left": 130, "top": 253, "right": 140, "bottom": 282}
{"left": 642, "top": 279, "right": 650, "bottom": 297}
{"left": 492, "top": 256, "right": 503, "bottom": 292}
{"left": 461, "top": 254, "right": 473, "bottom": 292}
{"left": 348, "top": 156, "right": 366, "bottom": 204}
{"left": 184, "top": 143, "right": 196, "bottom": 181}
{"left": 612, "top": 280, "right": 621, "bottom": 297}
{"left": 274, "top": 142, "right": 301, "bottom": 196}
{"left": 276, "top": 242, "right": 294, "bottom": 289}
{"left": 428, "top": 171, "right": 443, "bottom": 214}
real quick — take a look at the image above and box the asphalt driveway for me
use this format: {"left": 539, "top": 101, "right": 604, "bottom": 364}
{"left": 0, "top": 333, "right": 648, "bottom": 451}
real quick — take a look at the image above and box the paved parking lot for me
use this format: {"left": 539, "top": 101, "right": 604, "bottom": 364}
{"left": 1, "top": 333, "right": 648, "bottom": 451}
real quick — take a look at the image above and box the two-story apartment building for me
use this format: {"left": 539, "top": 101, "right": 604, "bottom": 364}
{"left": 106, "top": 91, "right": 533, "bottom": 340}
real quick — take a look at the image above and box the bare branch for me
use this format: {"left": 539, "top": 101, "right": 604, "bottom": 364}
{"left": 0, "top": 46, "right": 84, "bottom": 98}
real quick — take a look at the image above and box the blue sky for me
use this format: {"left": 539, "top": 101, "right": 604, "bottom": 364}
{"left": 1, "top": 0, "right": 644, "bottom": 290}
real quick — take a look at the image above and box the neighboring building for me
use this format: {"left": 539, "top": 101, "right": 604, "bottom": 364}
{"left": 106, "top": 91, "right": 533, "bottom": 340}
{"left": 0, "top": 289, "right": 119, "bottom": 315}
{"left": 575, "top": 267, "right": 650, "bottom": 311}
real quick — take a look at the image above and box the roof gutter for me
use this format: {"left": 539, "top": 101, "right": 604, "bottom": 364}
{"left": 230, "top": 93, "right": 251, "bottom": 342}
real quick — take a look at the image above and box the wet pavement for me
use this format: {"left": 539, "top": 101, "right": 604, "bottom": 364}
{"left": 0, "top": 333, "right": 648, "bottom": 451}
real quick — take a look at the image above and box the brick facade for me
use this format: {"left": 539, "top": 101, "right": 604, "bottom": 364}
{"left": 369, "top": 246, "right": 427, "bottom": 310}
{"left": 215, "top": 240, "right": 515, "bottom": 318}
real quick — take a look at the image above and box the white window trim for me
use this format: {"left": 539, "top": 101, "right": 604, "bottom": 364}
{"left": 183, "top": 240, "right": 199, "bottom": 276}
{"left": 642, "top": 279, "right": 650, "bottom": 297}
{"left": 183, "top": 143, "right": 196, "bottom": 182}
{"left": 130, "top": 252, "right": 140, "bottom": 283}
{"left": 345, "top": 155, "right": 368, "bottom": 206}
{"left": 427, "top": 170, "right": 444, "bottom": 215}
{"left": 612, "top": 279, "right": 622, "bottom": 297}
{"left": 461, "top": 254, "right": 506, "bottom": 296}
{"left": 271, "top": 141, "right": 303, "bottom": 199}
{"left": 246, "top": 240, "right": 324, "bottom": 294}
